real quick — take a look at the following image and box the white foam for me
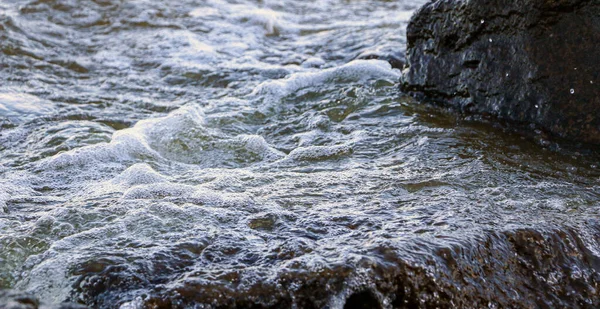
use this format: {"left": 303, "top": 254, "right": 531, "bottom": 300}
{"left": 287, "top": 144, "right": 353, "bottom": 162}
{"left": 92, "top": 49, "right": 131, "bottom": 70}
{"left": 41, "top": 130, "right": 161, "bottom": 169}
{"left": 111, "top": 163, "right": 169, "bottom": 187}
{"left": 16, "top": 254, "right": 75, "bottom": 304}
{"left": 189, "top": 7, "right": 220, "bottom": 18}
{"left": 231, "top": 7, "right": 297, "bottom": 36}
{"left": 78, "top": 162, "right": 259, "bottom": 205}
{"left": 0, "top": 177, "right": 37, "bottom": 213}
{"left": 40, "top": 105, "right": 204, "bottom": 169}
{"left": 187, "top": 186, "right": 254, "bottom": 207}
{"left": 252, "top": 60, "right": 400, "bottom": 102}
{"left": 233, "top": 134, "right": 286, "bottom": 160}
{"left": 122, "top": 182, "right": 197, "bottom": 200}
{"left": 42, "top": 103, "right": 284, "bottom": 171}
{"left": 164, "top": 31, "right": 220, "bottom": 70}
{"left": 121, "top": 180, "right": 255, "bottom": 207}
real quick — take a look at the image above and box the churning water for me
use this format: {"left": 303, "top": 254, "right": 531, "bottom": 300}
{"left": 0, "top": 0, "right": 599, "bottom": 308}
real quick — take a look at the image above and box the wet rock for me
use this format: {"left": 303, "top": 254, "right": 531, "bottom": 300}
{"left": 343, "top": 291, "right": 381, "bottom": 309}
{"left": 356, "top": 48, "right": 406, "bottom": 69}
{"left": 66, "top": 225, "right": 600, "bottom": 309}
{"left": 401, "top": 0, "right": 600, "bottom": 144}
{"left": 0, "top": 290, "right": 86, "bottom": 309}
{"left": 0, "top": 290, "right": 39, "bottom": 309}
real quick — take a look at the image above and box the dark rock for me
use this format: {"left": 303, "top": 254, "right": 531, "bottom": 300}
{"left": 400, "top": 0, "right": 600, "bottom": 144}
{"left": 343, "top": 291, "right": 382, "bottom": 309}
{"left": 356, "top": 48, "right": 406, "bottom": 69}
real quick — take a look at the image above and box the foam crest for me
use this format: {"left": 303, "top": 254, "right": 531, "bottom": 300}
{"left": 231, "top": 8, "right": 295, "bottom": 36}
{"left": 110, "top": 163, "right": 168, "bottom": 187}
{"left": 252, "top": 60, "right": 400, "bottom": 101}
{"left": 121, "top": 180, "right": 255, "bottom": 208}
{"left": 233, "top": 134, "right": 286, "bottom": 160}
{"left": 40, "top": 105, "right": 204, "bottom": 169}
{"left": 42, "top": 104, "right": 283, "bottom": 170}
{"left": 161, "top": 30, "right": 220, "bottom": 71}
{"left": 127, "top": 105, "right": 284, "bottom": 165}
{"left": 86, "top": 163, "right": 258, "bottom": 207}
{"left": 40, "top": 131, "right": 161, "bottom": 169}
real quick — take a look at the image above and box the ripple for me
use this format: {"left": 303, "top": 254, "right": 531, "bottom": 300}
{"left": 0, "top": 92, "right": 55, "bottom": 123}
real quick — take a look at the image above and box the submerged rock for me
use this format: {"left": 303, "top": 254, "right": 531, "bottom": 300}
{"left": 69, "top": 225, "right": 600, "bottom": 308}
{"left": 0, "top": 290, "right": 86, "bottom": 309}
{"left": 401, "top": 0, "right": 600, "bottom": 144}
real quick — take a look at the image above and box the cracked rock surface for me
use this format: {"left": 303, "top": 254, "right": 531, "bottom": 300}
{"left": 401, "top": 0, "right": 600, "bottom": 144}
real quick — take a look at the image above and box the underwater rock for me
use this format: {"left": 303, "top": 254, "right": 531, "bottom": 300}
{"left": 401, "top": 0, "right": 600, "bottom": 144}
{"left": 66, "top": 225, "right": 600, "bottom": 308}
{"left": 0, "top": 290, "right": 86, "bottom": 309}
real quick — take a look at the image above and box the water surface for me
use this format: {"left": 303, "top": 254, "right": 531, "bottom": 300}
{"left": 1, "top": 0, "right": 599, "bottom": 308}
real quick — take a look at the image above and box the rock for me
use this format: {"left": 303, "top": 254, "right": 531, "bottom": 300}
{"left": 0, "top": 290, "right": 39, "bottom": 309}
{"left": 0, "top": 290, "right": 87, "bottom": 309}
{"left": 400, "top": 0, "right": 600, "bottom": 144}
{"left": 356, "top": 48, "right": 406, "bottom": 69}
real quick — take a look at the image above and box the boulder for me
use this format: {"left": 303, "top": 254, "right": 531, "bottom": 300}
{"left": 400, "top": 0, "right": 600, "bottom": 144}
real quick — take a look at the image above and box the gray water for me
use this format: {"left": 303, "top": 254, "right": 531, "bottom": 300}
{"left": 1, "top": 0, "right": 599, "bottom": 308}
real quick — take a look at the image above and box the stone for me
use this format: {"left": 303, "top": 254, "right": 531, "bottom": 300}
{"left": 400, "top": 0, "right": 600, "bottom": 144}
{"left": 356, "top": 47, "right": 406, "bottom": 69}
{"left": 0, "top": 289, "right": 87, "bottom": 309}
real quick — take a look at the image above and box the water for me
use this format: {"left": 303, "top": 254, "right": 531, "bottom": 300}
{"left": 0, "top": 0, "right": 599, "bottom": 308}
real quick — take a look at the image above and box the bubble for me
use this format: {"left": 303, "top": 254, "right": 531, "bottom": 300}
{"left": 570, "top": 89, "right": 575, "bottom": 94}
